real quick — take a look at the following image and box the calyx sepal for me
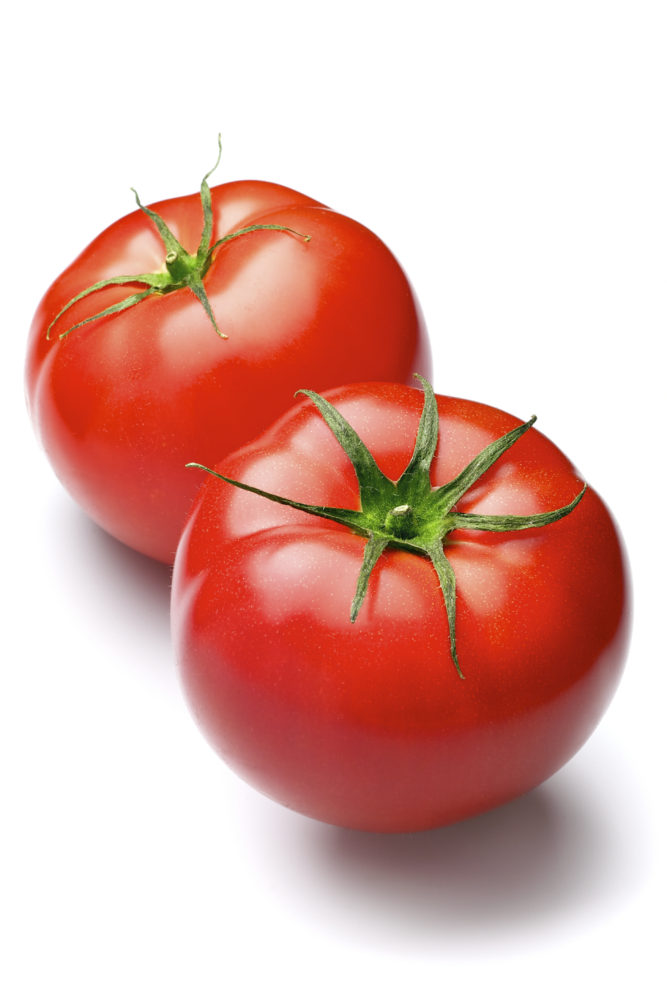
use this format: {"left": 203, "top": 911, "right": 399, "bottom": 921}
{"left": 47, "top": 135, "right": 311, "bottom": 341}
{"left": 188, "top": 376, "right": 586, "bottom": 677}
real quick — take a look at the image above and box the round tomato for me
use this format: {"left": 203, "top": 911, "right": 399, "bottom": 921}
{"left": 171, "top": 378, "right": 629, "bottom": 833}
{"left": 26, "top": 150, "right": 429, "bottom": 563}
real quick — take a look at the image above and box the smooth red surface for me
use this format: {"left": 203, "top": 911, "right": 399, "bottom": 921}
{"left": 26, "top": 181, "right": 429, "bottom": 563}
{"left": 171, "top": 382, "right": 630, "bottom": 833}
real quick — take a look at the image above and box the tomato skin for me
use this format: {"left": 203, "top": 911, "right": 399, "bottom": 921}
{"left": 26, "top": 181, "right": 429, "bottom": 563}
{"left": 171, "top": 382, "right": 630, "bottom": 833}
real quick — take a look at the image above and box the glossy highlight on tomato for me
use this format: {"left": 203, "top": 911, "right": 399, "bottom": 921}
{"left": 26, "top": 158, "right": 429, "bottom": 563}
{"left": 171, "top": 380, "right": 630, "bottom": 833}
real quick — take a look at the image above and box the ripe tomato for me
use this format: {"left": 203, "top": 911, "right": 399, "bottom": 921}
{"left": 171, "top": 379, "right": 629, "bottom": 833}
{"left": 26, "top": 150, "right": 429, "bottom": 563}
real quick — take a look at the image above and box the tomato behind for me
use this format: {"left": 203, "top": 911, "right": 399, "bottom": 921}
{"left": 26, "top": 180, "right": 429, "bottom": 562}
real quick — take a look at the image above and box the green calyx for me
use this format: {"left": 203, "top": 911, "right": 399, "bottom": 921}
{"left": 188, "top": 376, "right": 586, "bottom": 678}
{"left": 46, "top": 135, "right": 311, "bottom": 341}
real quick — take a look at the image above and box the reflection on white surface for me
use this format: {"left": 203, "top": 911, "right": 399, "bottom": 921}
{"left": 244, "top": 749, "right": 647, "bottom": 951}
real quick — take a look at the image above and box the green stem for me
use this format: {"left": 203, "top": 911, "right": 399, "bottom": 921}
{"left": 165, "top": 250, "right": 197, "bottom": 283}
{"left": 384, "top": 504, "right": 417, "bottom": 539}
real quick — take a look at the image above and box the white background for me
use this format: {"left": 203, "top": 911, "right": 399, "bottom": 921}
{"left": 2, "top": 2, "right": 665, "bottom": 996}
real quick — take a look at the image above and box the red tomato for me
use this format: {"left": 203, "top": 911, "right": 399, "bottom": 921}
{"left": 171, "top": 380, "right": 629, "bottom": 833}
{"left": 26, "top": 158, "right": 429, "bottom": 563}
